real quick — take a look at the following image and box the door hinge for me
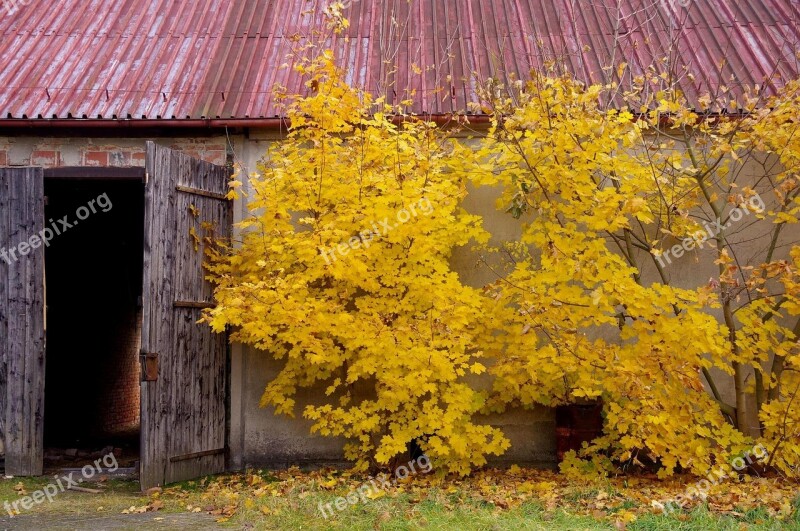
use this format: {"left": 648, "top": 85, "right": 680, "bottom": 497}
{"left": 140, "top": 351, "right": 159, "bottom": 382}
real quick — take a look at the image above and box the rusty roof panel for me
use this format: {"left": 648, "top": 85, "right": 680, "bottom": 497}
{"left": 0, "top": 0, "right": 797, "bottom": 121}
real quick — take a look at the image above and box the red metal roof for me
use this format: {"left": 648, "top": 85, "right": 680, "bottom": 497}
{"left": 0, "top": 0, "right": 797, "bottom": 122}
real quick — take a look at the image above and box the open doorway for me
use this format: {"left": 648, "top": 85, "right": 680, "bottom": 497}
{"left": 42, "top": 177, "right": 144, "bottom": 472}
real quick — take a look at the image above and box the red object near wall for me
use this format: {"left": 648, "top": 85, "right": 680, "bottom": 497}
{"left": 555, "top": 402, "right": 604, "bottom": 462}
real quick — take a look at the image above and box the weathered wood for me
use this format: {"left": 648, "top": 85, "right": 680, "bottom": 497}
{"left": 140, "top": 142, "right": 231, "bottom": 490}
{"left": 0, "top": 172, "right": 7, "bottom": 458}
{"left": 169, "top": 447, "right": 225, "bottom": 463}
{"left": 0, "top": 168, "right": 45, "bottom": 476}
{"left": 175, "top": 185, "right": 228, "bottom": 201}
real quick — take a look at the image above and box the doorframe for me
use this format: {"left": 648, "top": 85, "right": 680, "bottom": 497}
{"left": 43, "top": 167, "right": 145, "bottom": 181}
{"left": 40, "top": 166, "right": 147, "bottom": 475}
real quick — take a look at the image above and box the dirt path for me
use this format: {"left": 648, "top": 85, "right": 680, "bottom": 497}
{"left": 0, "top": 511, "right": 232, "bottom": 530}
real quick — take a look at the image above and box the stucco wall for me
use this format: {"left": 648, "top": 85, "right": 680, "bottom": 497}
{"left": 225, "top": 130, "right": 554, "bottom": 470}
{"left": 224, "top": 130, "right": 794, "bottom": 467}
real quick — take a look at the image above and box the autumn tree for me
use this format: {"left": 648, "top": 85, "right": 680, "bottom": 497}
{"left": 205, "top": 51, "right": 509, "bottom": 475}
{"left": 470, "top": 68, "right": 800, "bottom": 478}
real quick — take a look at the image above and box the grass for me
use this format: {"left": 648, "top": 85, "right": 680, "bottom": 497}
{"left": 0, "top": 469, "right": 797, "bottom": 530}
{"left": 230, "top": 496, "right": 800, "bottom": 530}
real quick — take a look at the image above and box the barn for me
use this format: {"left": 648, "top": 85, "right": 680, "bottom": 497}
{"left": 0, "top": 0, "right": 798, "bottom": 489}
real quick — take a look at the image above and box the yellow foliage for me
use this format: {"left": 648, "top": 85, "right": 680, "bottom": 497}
{"left": 466, "top": 71, "right": 800, "bottom": 478}
{"left": 205, "top": 52, "right": 506, "bottom": 474}
{"left": 205, "top": 39, "right": 800, "bottom": 478}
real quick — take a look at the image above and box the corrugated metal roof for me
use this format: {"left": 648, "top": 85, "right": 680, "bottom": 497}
{"left": 0, "top": 0, "right": 797, "bottom": 121}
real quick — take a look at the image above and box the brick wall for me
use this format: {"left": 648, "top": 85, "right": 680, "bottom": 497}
{"left": 0, "top": 137, "right": 228, "bottom": 168}
{"left": 95, "top": 308, "right": 142, "bottom": 436}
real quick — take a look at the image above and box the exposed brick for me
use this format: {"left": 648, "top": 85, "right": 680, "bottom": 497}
{"left": 31, "top": 150, "right": 61, "bottom": 167}
{"left": 180, "top": 149, "right": 201, "bottom": 160}
{"left": 0, "top": 151, "right": 7, "bottom": 166}
{"left": 204, "top": 150, "right": 227, "bottom": 166}
{"left": 131, "top": 151, "right": 146, "bottom": 166}
{"left": 94, "top": 308, "right": 142, "bottom": 435}
{"left": 84, "top": 151, "right": 109, "bottom": 167}
{"left": 108, "top": 151, "right": 131, "bottom": 167}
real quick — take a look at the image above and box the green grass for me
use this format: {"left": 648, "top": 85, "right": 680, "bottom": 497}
{"left": 629, "top": 507, "right": 800, "bottom": 531}
{"left": 229, "top": 498, "right": 800, "bottom": 530}
{"left": 0, "top": 472, "right": 797, "bottom": 530}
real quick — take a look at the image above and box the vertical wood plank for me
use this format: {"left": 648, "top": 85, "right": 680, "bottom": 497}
{"left": 0, "top": 168, "right": 45, "bottom": 476}
{"left": 0, "top": 175, "right": 8, "bottom": 457}
{"left": 27, "top": 173, "right": 45, "bottom": 476}
{"left": 141, "top": 142, "right": 173, "bottom": 489}
{"left": 140, "top": 144, "right": 157, "bottom": 488}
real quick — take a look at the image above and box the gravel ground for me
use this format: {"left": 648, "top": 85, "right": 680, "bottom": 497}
{"left": 0, "top": 511, "right": 232, "bottom": 530}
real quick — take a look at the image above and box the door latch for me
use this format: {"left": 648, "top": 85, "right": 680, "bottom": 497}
{"left": 140, "top": 351, "right": 159, "bottom": 382}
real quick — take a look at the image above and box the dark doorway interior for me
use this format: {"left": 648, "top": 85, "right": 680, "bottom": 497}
{"left": 43, "top": 178, "right": 144, "bottom": 469}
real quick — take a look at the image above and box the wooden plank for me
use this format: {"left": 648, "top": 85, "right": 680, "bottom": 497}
{"left": 169, "top": 447, "right": 225, "bottom": 463}
{"left": 28, "top": 171, "right": 45, "bottom": 477}
{"left": 140, "top": 142, "right": 231, "bottom": 490}
{"left": 3, "top": 171, "right": 19, "bottom": 474}
{"left": 0, "top": 168, "right": 45, "bottom": 476}
{"left": 175, "top": 185, "right": 229, "bottom": 201}
{"left": 0, "top": 174, "right": 8, "bottom": 457}
{"left": 140, "top": 142, "right": 172, "bottom": 490}
{"left": 67, "top": 485, "right": 103, "bottom": 494}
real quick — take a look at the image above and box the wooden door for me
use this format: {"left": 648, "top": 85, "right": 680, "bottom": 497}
{"left": 140, "top": 142, "right": 231, "bottom": 489}
{"left": 0, "top": 168, "right": 45, "bottom": 476}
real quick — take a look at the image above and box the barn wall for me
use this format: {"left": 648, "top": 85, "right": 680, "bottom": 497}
{"left": 225, "top": 130, "right": 795, "bottom": 470}
{"left": 0, "top": 132, "right": 558, "bottom": 470}
{"left": 2, "top": 130, "right": 783, "bottom": 473}
{"left": 0, "top": 135, "right": 227, "bottom": 450}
